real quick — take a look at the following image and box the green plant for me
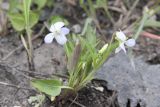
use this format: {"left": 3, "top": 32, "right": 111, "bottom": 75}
{"left": 65, "top": 34, "right": 116, "bottom": 91}
{"left": 31, "top": 19, "right": 135, "bottom": 101}
{"left": 31, "top": 79, "right": 72, "bottom": 97}
{"left": 8, "top": 0, "right": 39, "bottom": 70}
{"left": 22, "top": 0, "right": 34, "bottom": 70}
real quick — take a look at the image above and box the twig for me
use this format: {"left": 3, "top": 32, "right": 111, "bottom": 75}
{"left": 1, "top": 45, "right": 23, "bottom": 61}
{"left": 0, "top": 63, "right": 32, "bottom": 80}
{"left": 114, "top": 0, "right": 121, "bottom": 6}
{"left": 108, "top": 91, "right": 118, "bottom": 107}
{"left": 69, "top": 99, "right": 86, "bottom": 107}
{"left": 0, "top": 62, "right": 68, "bottom": 79}
{"left": 14, "top": 67, "right": 68, "bottom": 79}
{"left": 0, "top": 81, "right": 33, "bottom": 90}
{"left": 108, "top": 6, "right": 124, "bottom": 14}
{"left": 69, "top": 94, "right": 78, "bottom": 107}
{"left": 122, "top": 0, "right": 140, "bottom": 26}
{"left": 1, "top": 24, "right": 45, "bottom": 61}
{"left": 141, "top": 31, "right": 160, "bottom": 40}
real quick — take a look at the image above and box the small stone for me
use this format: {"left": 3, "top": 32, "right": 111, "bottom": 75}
{"left": 96, "top": 52, "right": 160, "bottom": 107}
{"left": 72, "top": 24, "right": 81, "bottom": 33}
{"left": 94, "top": 87, "right": 104, "bottom": 92}
{"left": 1, "top": 2, "right": 9, "bottom": 10}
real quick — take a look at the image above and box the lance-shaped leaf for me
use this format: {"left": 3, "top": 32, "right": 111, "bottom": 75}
{"left": 68, "top": 41, "right": 81, "bottom": 71}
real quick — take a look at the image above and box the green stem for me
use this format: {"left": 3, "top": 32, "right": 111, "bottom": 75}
{"left": 128, "top": 11, "right": 149, "bottom": 58}
{"left": 87, "top": 0, "right": 96, "bottom": 18}
{"left": 26, "top": 28, "right": 34, "bottom": 70}
{"left": 134, "top": 12, "right": 148, "bottom": 40}
{"left": 23, "top": 0, "right": 34, "bottom": 70}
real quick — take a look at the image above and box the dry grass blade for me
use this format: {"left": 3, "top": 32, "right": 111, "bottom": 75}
{"left": 122, "top": 0, "right": 140, "bottom": 26}
{"left": 0, "top": 81, "right": 33, "bottom": 90}
{"left": 1, "top": 24, "right": 45, "bottom": 61}
{"left": 69, "top": 99, "right": 86, "bottom": 107}
{"left": 0, "top": 10, "right": 7, "bottom": 35}
{"left": 68, "top": 41, "right": 81, "bottom": 71}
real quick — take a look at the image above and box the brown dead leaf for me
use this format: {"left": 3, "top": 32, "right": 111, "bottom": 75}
{"left": 0, "top": 10, "right": 7, "bottom": 36}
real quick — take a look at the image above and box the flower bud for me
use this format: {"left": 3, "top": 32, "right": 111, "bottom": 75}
{"left": 99, "top": 44, "right": 108, "bottom": 54}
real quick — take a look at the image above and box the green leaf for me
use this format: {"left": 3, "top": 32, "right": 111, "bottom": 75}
{"left": 46, "top": 0, "right": 55, "bottom": 7}
{"left": 33, "top": 0, "right": 47, "bottom": 10}
{"left": 8, "top": 11, "right": 39, "bottom": 31}
{"left": 31, "top": 79, "right": 62, "bottom": 96}
{"left": 31, "top": 79, "right": 67, "bottom": 96}
{"left": 64, "top": 43, "right": 72, "bottom": 59}
{"left": 8, "top": 13, "right": 25, "bottom": 31}
{"left": 8, "top": 0, "right": 24, "bottom": 13}
{"left": 144, "top": 19, "right": 160, "bottom": 28}
{"left": 9, "top": 0, "right": 19, "bottom": 12}
{"left": 29, "top": 12, "right": 39, "bottom": 28}
{"left": 23, "top": 0, "right": 31, "bottom": 26}
{"left": 94, "top": 0, "right": 107, "bottom": 9}
{"left": 64, "top": 40, "right": 75, "bottom": 58}
{"left": 86, "top": 25, "right": 97, "bottom": 46}
{"left": 96, "top": 42, "right": 119, "bottom": 69}
{"left": 49, "top": 15, "right": 69, "bottom": 26}
{"left": 81, "top": 18, "right": 92, "bottom": 35}
{"left": 79, "top": 0, "right": 85, "bottom": 5}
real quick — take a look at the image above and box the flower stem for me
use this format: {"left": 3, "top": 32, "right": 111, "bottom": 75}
{"left": 26, "top": 28, "right": 35, "bottom": 71}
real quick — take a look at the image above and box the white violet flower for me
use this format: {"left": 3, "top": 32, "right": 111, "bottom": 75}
{"left": 115, "top": 31, "right": 135, "bottom": 53}
{"left": 44, "top": 22, "right": 70, "bottom": 45}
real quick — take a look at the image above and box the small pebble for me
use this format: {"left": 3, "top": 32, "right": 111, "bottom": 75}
{"left": 72, "top": 24, "right": 81, "bottom": 34}
{"left": 94, "top": 87, "right": 104, "bottom": 92}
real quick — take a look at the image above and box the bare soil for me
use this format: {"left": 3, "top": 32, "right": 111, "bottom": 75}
{"left": 0, "top": 34, "right": 119, "bottom": 107}
{"left": 51, "top": 80, "right": 119, "bottom": 107}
